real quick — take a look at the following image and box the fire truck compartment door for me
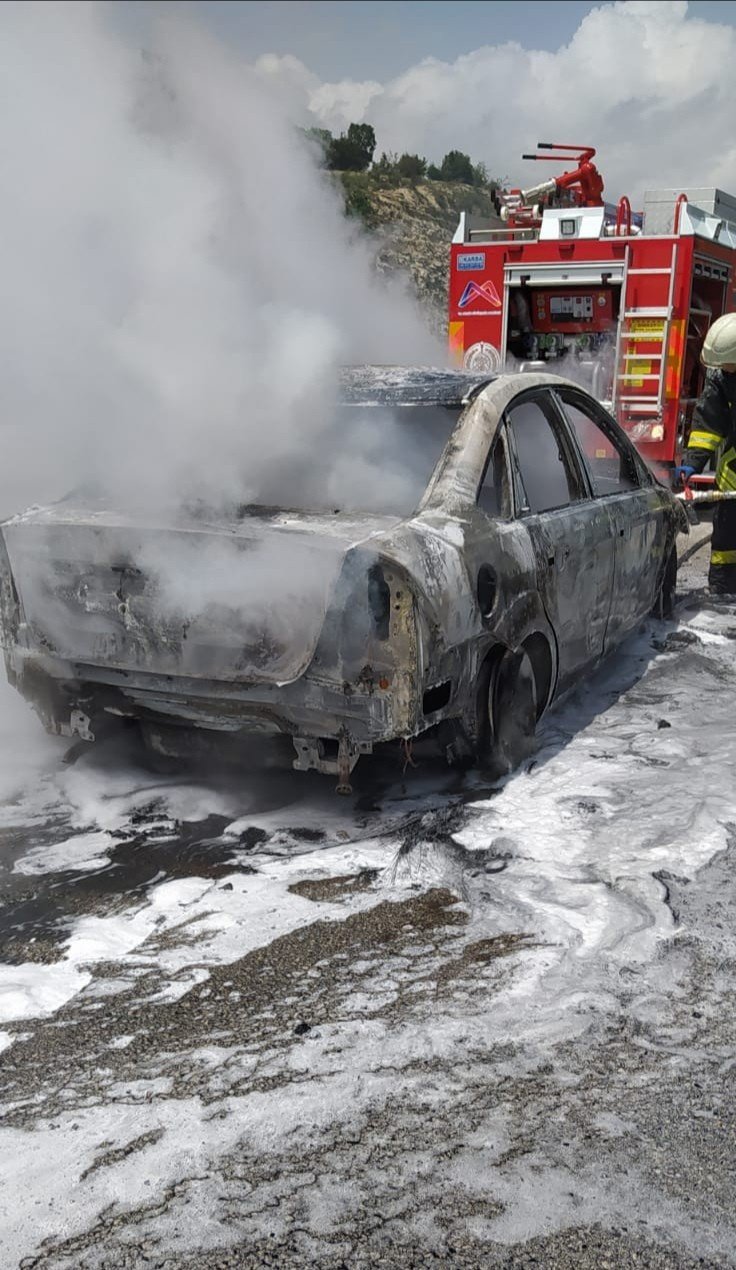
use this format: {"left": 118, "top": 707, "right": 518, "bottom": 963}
{"left": 504, "top": 262, "right": 625, "bottom": 288}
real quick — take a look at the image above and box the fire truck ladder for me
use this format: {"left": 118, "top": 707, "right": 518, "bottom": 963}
{"left": 612, "top": 243, "right": 677, "bottom": 417}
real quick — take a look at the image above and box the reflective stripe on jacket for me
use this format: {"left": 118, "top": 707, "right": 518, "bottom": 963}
{"left": 682, "top": 369, "right": 736, "bottom": 489}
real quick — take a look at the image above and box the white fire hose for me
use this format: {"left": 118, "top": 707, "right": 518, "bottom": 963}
{"left": 676, "top": 490, "right": 736, "bottom": 503}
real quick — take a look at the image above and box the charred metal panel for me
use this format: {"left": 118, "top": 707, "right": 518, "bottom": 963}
{"left": 1, "top": 513, "right": 398, "bottom": 686}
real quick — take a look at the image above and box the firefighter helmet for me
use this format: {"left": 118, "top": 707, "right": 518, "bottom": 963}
{"left": 701, "top": 313, "right": 736, "bottom": 369}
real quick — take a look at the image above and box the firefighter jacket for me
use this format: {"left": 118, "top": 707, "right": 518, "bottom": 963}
{"left": 682, "top": 369, "right": 736, "bottom": 490}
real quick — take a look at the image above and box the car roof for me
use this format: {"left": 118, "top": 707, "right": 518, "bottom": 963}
{"left": 338, "top": 365, "right": 496, "bottom": 407}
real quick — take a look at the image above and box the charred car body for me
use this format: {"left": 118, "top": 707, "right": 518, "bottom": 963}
{"left": 0, "top": 370, "right": 686, "bottom": 790}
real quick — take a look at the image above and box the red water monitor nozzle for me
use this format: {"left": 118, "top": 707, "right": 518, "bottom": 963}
{"left": 519, "top": 143, "right": 604, "bottom": 208}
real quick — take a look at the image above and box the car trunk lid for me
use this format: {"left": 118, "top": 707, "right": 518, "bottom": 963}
{"left": 2, "top": 504, "right": 399, "bottom": 685}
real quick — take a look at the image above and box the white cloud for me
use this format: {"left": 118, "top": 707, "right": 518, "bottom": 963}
{"left": 308, "top": 76, "right": 383, "bottom": 128}
{"left": 263, "top": 1, "right": 736, "bottom": 202}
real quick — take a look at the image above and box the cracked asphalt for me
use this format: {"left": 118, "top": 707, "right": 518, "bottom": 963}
{"left": 2, "top": 522, "right": 736, "bottom": 1269}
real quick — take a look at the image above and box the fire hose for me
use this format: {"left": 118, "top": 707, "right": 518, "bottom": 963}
{"left": 676, "top": 489, "right": 736, "bottom": 503}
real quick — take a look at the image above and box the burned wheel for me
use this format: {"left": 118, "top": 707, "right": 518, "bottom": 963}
{"left": 653, "top": 544, "right": 677, "bottom": 619}
{"left": 441, "top": 645, "right": 539, "bottom": 775}
{"left": 476, "top": 647, "right": 538, "bottom": 776}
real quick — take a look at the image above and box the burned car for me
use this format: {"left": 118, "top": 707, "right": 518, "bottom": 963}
{"left": 0, "top": 370, "right": 686, "bottom": 790}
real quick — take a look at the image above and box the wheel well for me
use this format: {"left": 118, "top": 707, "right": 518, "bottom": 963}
{"left": 521, "top": 632, "right": 553, "bottom": 719}
{"left": 654, "top": 539, "right": 678, "bottom": 618}
{"left": 470, "top": 642, "right": 507, "bottom": 744}
{"left": 477, "top": 643, "right": 507, "bottom": 701}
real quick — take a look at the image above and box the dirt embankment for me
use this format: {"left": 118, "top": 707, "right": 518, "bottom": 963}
{"left": 337, "top": 174, "right": 503, "bottom": 334}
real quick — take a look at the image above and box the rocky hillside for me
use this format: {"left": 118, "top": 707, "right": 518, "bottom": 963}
{"left": 337, "top": 173, "right": 503, "bottom": 335}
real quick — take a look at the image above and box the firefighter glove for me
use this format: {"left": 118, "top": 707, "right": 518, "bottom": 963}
{"left": 673, "top": 465, "right": 695, "bottom": 489}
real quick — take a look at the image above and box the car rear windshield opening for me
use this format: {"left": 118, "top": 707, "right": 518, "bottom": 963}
{"left": 270, "top": 404, "right": 462, "bottom": 517}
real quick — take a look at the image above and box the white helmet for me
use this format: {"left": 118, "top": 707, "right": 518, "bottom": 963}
{"left": 701, "top": 312, "right": 736, "bottom": 368}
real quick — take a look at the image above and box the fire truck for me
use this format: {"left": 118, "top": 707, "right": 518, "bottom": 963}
{"left": 448, "top": 143, "right": 736, "bottom": 480}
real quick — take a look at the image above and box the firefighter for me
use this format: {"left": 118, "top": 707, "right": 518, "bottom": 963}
{"left": 677, "top": 313, "right": 736, "bottom": 595}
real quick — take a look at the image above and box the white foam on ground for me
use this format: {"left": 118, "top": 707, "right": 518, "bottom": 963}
{"left": 0, "top": 840, "right": 400, "bottom": 1025}
{"left": 57, "top": 761, "right": 242, "bottom": 834}
{"left": 3, "top": 602, "right": 736, "bottom": 1260}
{"left": 443, "top": 614, "right": 736, "bottom": 1030}
{"left": 13, "top": 830, "right": 116, "bottom": 876}
{"left": 3, "top": 612, "right": 735, "bottom": 1040}
{"left": 0, "top": 962, "right": 92, "bottom": 1026}
{"left": 0, "top": 731, "right": 243, "bottom": 849}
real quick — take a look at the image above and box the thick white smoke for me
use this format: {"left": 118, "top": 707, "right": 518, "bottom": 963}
{"left": 0, "top": 2, "right": 440, "bottom": 779}
{"left": 0, "top": 2, "right": 438, "bottom": 521}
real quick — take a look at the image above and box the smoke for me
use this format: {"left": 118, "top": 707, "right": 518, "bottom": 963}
{"left": 0, "top": 1, "right": 444, "bottom": 786}
{"left": 0, "top": 1, "right": 439, "bottom": 522}
{"left": 508, "top": 344, "right": 616, "bottom": 402}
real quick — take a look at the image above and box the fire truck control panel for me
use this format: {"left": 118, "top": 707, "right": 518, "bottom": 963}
{"left": 533, "top": 289, "right": 614, "bottom": 332}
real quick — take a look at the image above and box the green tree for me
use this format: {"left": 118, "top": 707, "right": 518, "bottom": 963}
{"left": 348, "top": 123, "right": 376, "bottom": 168}
{"left": 439, "top": 150, "right": 475, "bottom": 183}
{"left": 374, "top": 150, "right": 396, "bottom": 173}
{"left": 396, "top": 152, "right": 427, "bottom": 180}
{"left": 328, "top": 122, "right": 377, "bottom": 172}
{"left": 426, "top": 162, "right": 442, "bottom": 180}
{"left": 341, "top": 175, "right": 377, "bottom": 225}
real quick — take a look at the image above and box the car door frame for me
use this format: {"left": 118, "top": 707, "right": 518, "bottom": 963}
{"left": 500, "top": 385, "right": 617, "bottom": 693}
{"left": 468, "top": 413, "right": 555, "bottom": 648}
{"left": 550, "top": 385, "right": 669, "bottom": 648}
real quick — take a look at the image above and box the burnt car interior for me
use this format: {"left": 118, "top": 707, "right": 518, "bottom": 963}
{"left": 329, "top": 403, "right": 462, "bottom": 515}
{"left": 506, "top": 396, "right": 587, "bottom": 514}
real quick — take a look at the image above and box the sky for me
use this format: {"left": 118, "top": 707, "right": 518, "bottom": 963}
{"left": 119, "top": 0, "right": 736, "bottom": 204}
{"left": 123, "top": 1, "right": 736, "bottom": 81}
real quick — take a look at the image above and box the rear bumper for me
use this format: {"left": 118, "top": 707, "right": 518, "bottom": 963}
{"left": 3, "top": 646, "right": 405, "bottom": 749}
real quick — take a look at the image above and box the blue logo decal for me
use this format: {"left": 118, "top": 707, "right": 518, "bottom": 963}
{"left": 457, "top": 253, "right": 486, "bottom": 271}
{"left": 458, "top": 279, "right": 502, "bottom": 311}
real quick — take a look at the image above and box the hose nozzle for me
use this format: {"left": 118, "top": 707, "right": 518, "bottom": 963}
{"left": 519, "top": 177, "right": 557, "bottom": 203}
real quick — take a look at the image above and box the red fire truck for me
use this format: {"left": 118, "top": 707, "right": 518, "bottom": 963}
{"left": 448, "top": 144, "right": 736, "bottom": 480}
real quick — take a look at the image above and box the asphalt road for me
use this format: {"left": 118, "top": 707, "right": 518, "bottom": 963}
{"left": 1, "top": 522, "right": 735, "bottom": 1270}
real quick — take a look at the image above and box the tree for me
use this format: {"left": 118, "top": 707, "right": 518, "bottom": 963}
{"left": 396, "top": 152, "right": 427, "bottom": 180}
{"left": 472, "top": 160, "right": 489, "bottom": 187}
{"left": 439, "top": 150, "right": 476, "bottom": 184}
{"left": 347, "top": 123, "right": 376, "bottom": 169}
{"left": 327, "top": 122, "right": 377, "bottom": 172}
{"left": 426, "top": 162, "right": 442, "bottom": 181}
{"left": 374, "top": 150, "right": 397, "bottom": 173}
{"left": 342, "top": 177, "right": 377, "bottom": 225}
